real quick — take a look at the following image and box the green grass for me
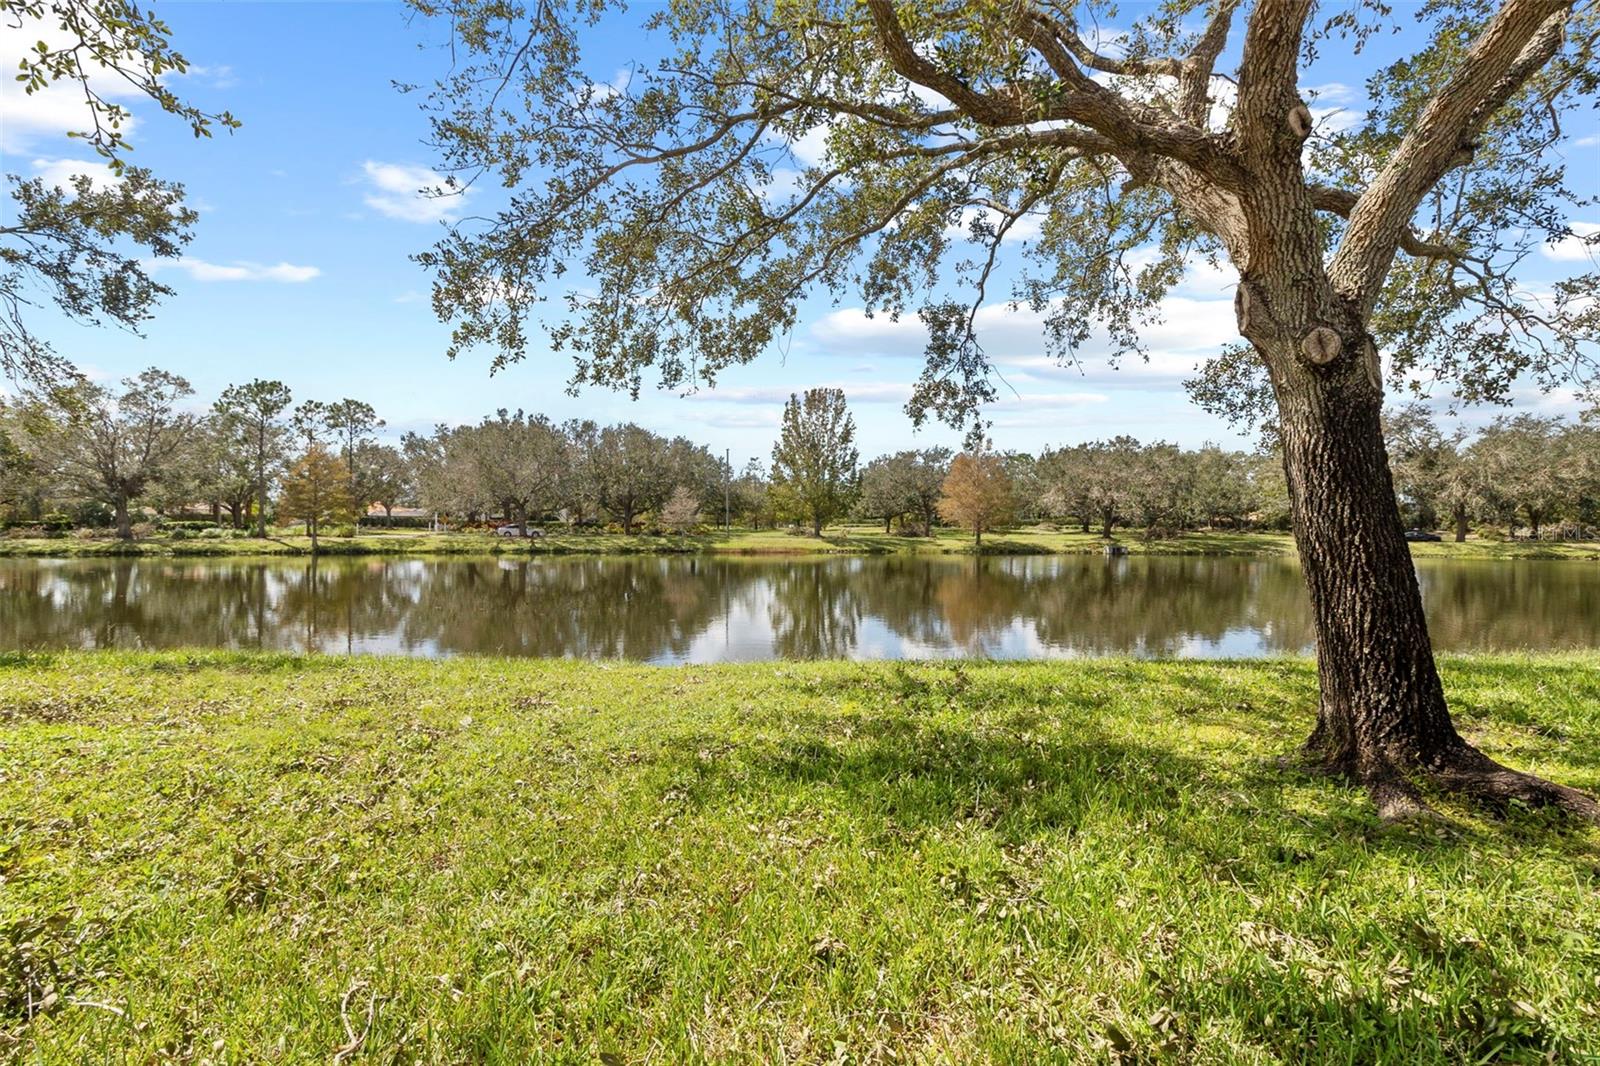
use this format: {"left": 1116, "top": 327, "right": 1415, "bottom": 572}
{"left": 3, "top": 652, "right": 1598, "bottom": 1062}
{"left": 4, "top": 524, "right": 1595, "bottom": 560}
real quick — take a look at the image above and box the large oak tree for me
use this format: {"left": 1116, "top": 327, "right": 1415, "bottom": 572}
{"left": 410, "top": 0, "right": 1600, "bottom": 821}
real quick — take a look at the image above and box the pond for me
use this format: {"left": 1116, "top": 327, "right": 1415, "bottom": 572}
{"left": 1, "top": 554, "right": 1595, "bottom": 662}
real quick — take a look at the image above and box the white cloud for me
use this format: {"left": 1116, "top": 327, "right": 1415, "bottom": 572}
{"left": 944, "top": 206, "right": 1044, "bottom": 245}
{"left": 687, "top": 382, "right": 913, "bottom": 405}
{"left": 1541, "top": 222, "right": 1600, "bottom": 263}
{"left": 788, "top": 122, "right": 835, "bottom": 168}
{"left": 1573, "top": 134, "right": 1600, "bottom": 148}
{"left": 0, "top": 18, "right": 144, "bottom": 152}
{"left": 358, "top": 161, "right": 469, "bottom": 224}
{"left": 28, "top": 157, "right": 121, "bottom": 192}
{"left": 1304, "top": 82, "right": 1356, "bottom": 105}
{"left": 153, "top": 259, "right": 321, "bottom": 283}
{"left": 1308, "top": 105, "right": 1360, "bottom": 135}
{"left": 177, "top": 64, "right": 238, "bottom": 90}
{"left": 991, "top": 390, "right": 1108, "bottom": 407}
{"left": 807, "top": 257, "right": 1239, "bottom": 386}
{"left": 696, "top": 410, "right": 784, "bottom": 430}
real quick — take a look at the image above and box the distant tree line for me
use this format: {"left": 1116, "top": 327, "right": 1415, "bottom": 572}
{"left": 0, "top": 371, "right": 399, "bottom": 540}
{"left": 1385, "top": 403, "right": 1600, "bottom": 541}
{"left": 2, "top": 374, "right": 1595, "bottom": 542}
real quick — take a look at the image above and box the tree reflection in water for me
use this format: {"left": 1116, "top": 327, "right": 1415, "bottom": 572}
{"left": 0, "top": 554, "right": 1595, "bottom": 661}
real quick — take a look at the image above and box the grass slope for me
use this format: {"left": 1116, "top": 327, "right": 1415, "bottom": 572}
{"left": 3, "top": 653, "right": 1598, "bottom": 1062}
{"left": 3, "top": 526, "right": 1596, "bottom": 561}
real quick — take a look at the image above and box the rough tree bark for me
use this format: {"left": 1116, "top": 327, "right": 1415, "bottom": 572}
{"left": 1254, "top": 300, "right": 1598, "bottom": 821}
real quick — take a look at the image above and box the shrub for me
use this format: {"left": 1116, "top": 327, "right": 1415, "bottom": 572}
{"left": 69, "top": 502, "right": 114, "bottom": 528}
{"left": 358, "top": 514, "right": 432, "bottom": 529}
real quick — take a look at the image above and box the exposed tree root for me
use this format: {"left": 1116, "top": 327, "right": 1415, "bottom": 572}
{"left": 1297, "top": 732, "right": 1600, "bottom": 826}
{"left": 1426, "top": 745, "right": 1600, "bottom": 824}
{"left": 1361, "top": 761, "right": 1439, "bottom": 824}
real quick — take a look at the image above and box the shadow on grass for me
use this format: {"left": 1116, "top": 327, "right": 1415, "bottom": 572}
{"left": 656, "top": 661, "right": 1600, "bottom": 869}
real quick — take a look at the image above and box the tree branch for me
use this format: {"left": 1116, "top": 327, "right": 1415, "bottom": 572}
{"left": 1234, "top": 0, "right": 1314, "bottom": 165}
{"left": 1328, "top": 0, "right": 1574, "bottom": 312}
{"left": 864, "top": 0, "right": 1247, "bottom": 189}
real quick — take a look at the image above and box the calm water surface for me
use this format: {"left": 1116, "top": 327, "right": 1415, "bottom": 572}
{"left": 1, "top": 555, "right": 1595, "bottom": 662}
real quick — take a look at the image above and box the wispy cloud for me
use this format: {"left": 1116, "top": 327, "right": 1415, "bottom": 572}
{"left": 1573, "top": 134, "right": 1600, "bottom": 148}
{"left": 686, "top": 382, "right": 913, "bottom": 405}
{"left": 1542, "top": 222, "right": 1599, "bottom": 263}
{"left": 153, "top": 258, "right": 321, "bottom": 283}
{"left": 29, "top": 157, "right": 120, "bottom": 192}
{"left": 358, "top": 161, "right": 469, "bottom": 224}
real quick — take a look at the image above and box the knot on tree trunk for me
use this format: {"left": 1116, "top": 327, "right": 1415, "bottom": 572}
{"left": 1300, "top": 327, "right": 1342, "bottom": 366}
{"left": 1233, "top": 283, "right": 1254, "bottom": 334}
{"left": 1287, "top": 103, "right": 1313, "bottom": 140}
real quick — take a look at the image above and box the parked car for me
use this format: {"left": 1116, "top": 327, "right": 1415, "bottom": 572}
{"left": 1403, "top": 529, "right": 1441, "bottom": 542}
{"left": 493, "top": 524, "right": 546, "bottom": 538}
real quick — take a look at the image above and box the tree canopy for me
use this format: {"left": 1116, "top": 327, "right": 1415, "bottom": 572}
{"left": 771, "top": 387, "right": 859, "bottom": 534}
{"left": 412, "top": 0, "right": 1598, "bottom": 434}
{"left": 0, "top": 0, "right": 239, "bottom": 385}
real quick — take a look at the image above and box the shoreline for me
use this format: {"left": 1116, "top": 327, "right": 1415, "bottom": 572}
{"left": 2, "top": 527, "right": 1596, "bottom": 561}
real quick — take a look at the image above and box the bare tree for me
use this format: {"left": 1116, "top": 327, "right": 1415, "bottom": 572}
{"left": 660, "top": 485, "right": 702, "bottom": 533}
{"left": 411, "top": 0, "right": 1600, "bottom": 820}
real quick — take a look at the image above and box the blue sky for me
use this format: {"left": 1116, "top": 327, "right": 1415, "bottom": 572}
{"left": 3, "top": 2, "right": 1596, "bottom": 467}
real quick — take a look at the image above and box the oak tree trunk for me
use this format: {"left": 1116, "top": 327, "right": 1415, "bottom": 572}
{"left": 114, "top": 496, "right": 132, "bottom": 541}
{"left": 1260, "top": 316, "right": 1597, "bottom": 821}
{"left": 1271, "top": 337, "right": 1458, "bottom": 815}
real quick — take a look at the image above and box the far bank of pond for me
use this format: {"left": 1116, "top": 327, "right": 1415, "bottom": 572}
{"left": 3, "top": 526, "right": 1598, "bottom": 561}
{"left": 2, "top": 552, "right": 1596, "bottom": 660}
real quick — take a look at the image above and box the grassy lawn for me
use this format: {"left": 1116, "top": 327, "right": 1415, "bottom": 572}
{"left": 3, "top": 525, "right": 1596, "bottom": 560}
{"left": 3, "top": 652, "right": 1598, "bottom": 1062}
